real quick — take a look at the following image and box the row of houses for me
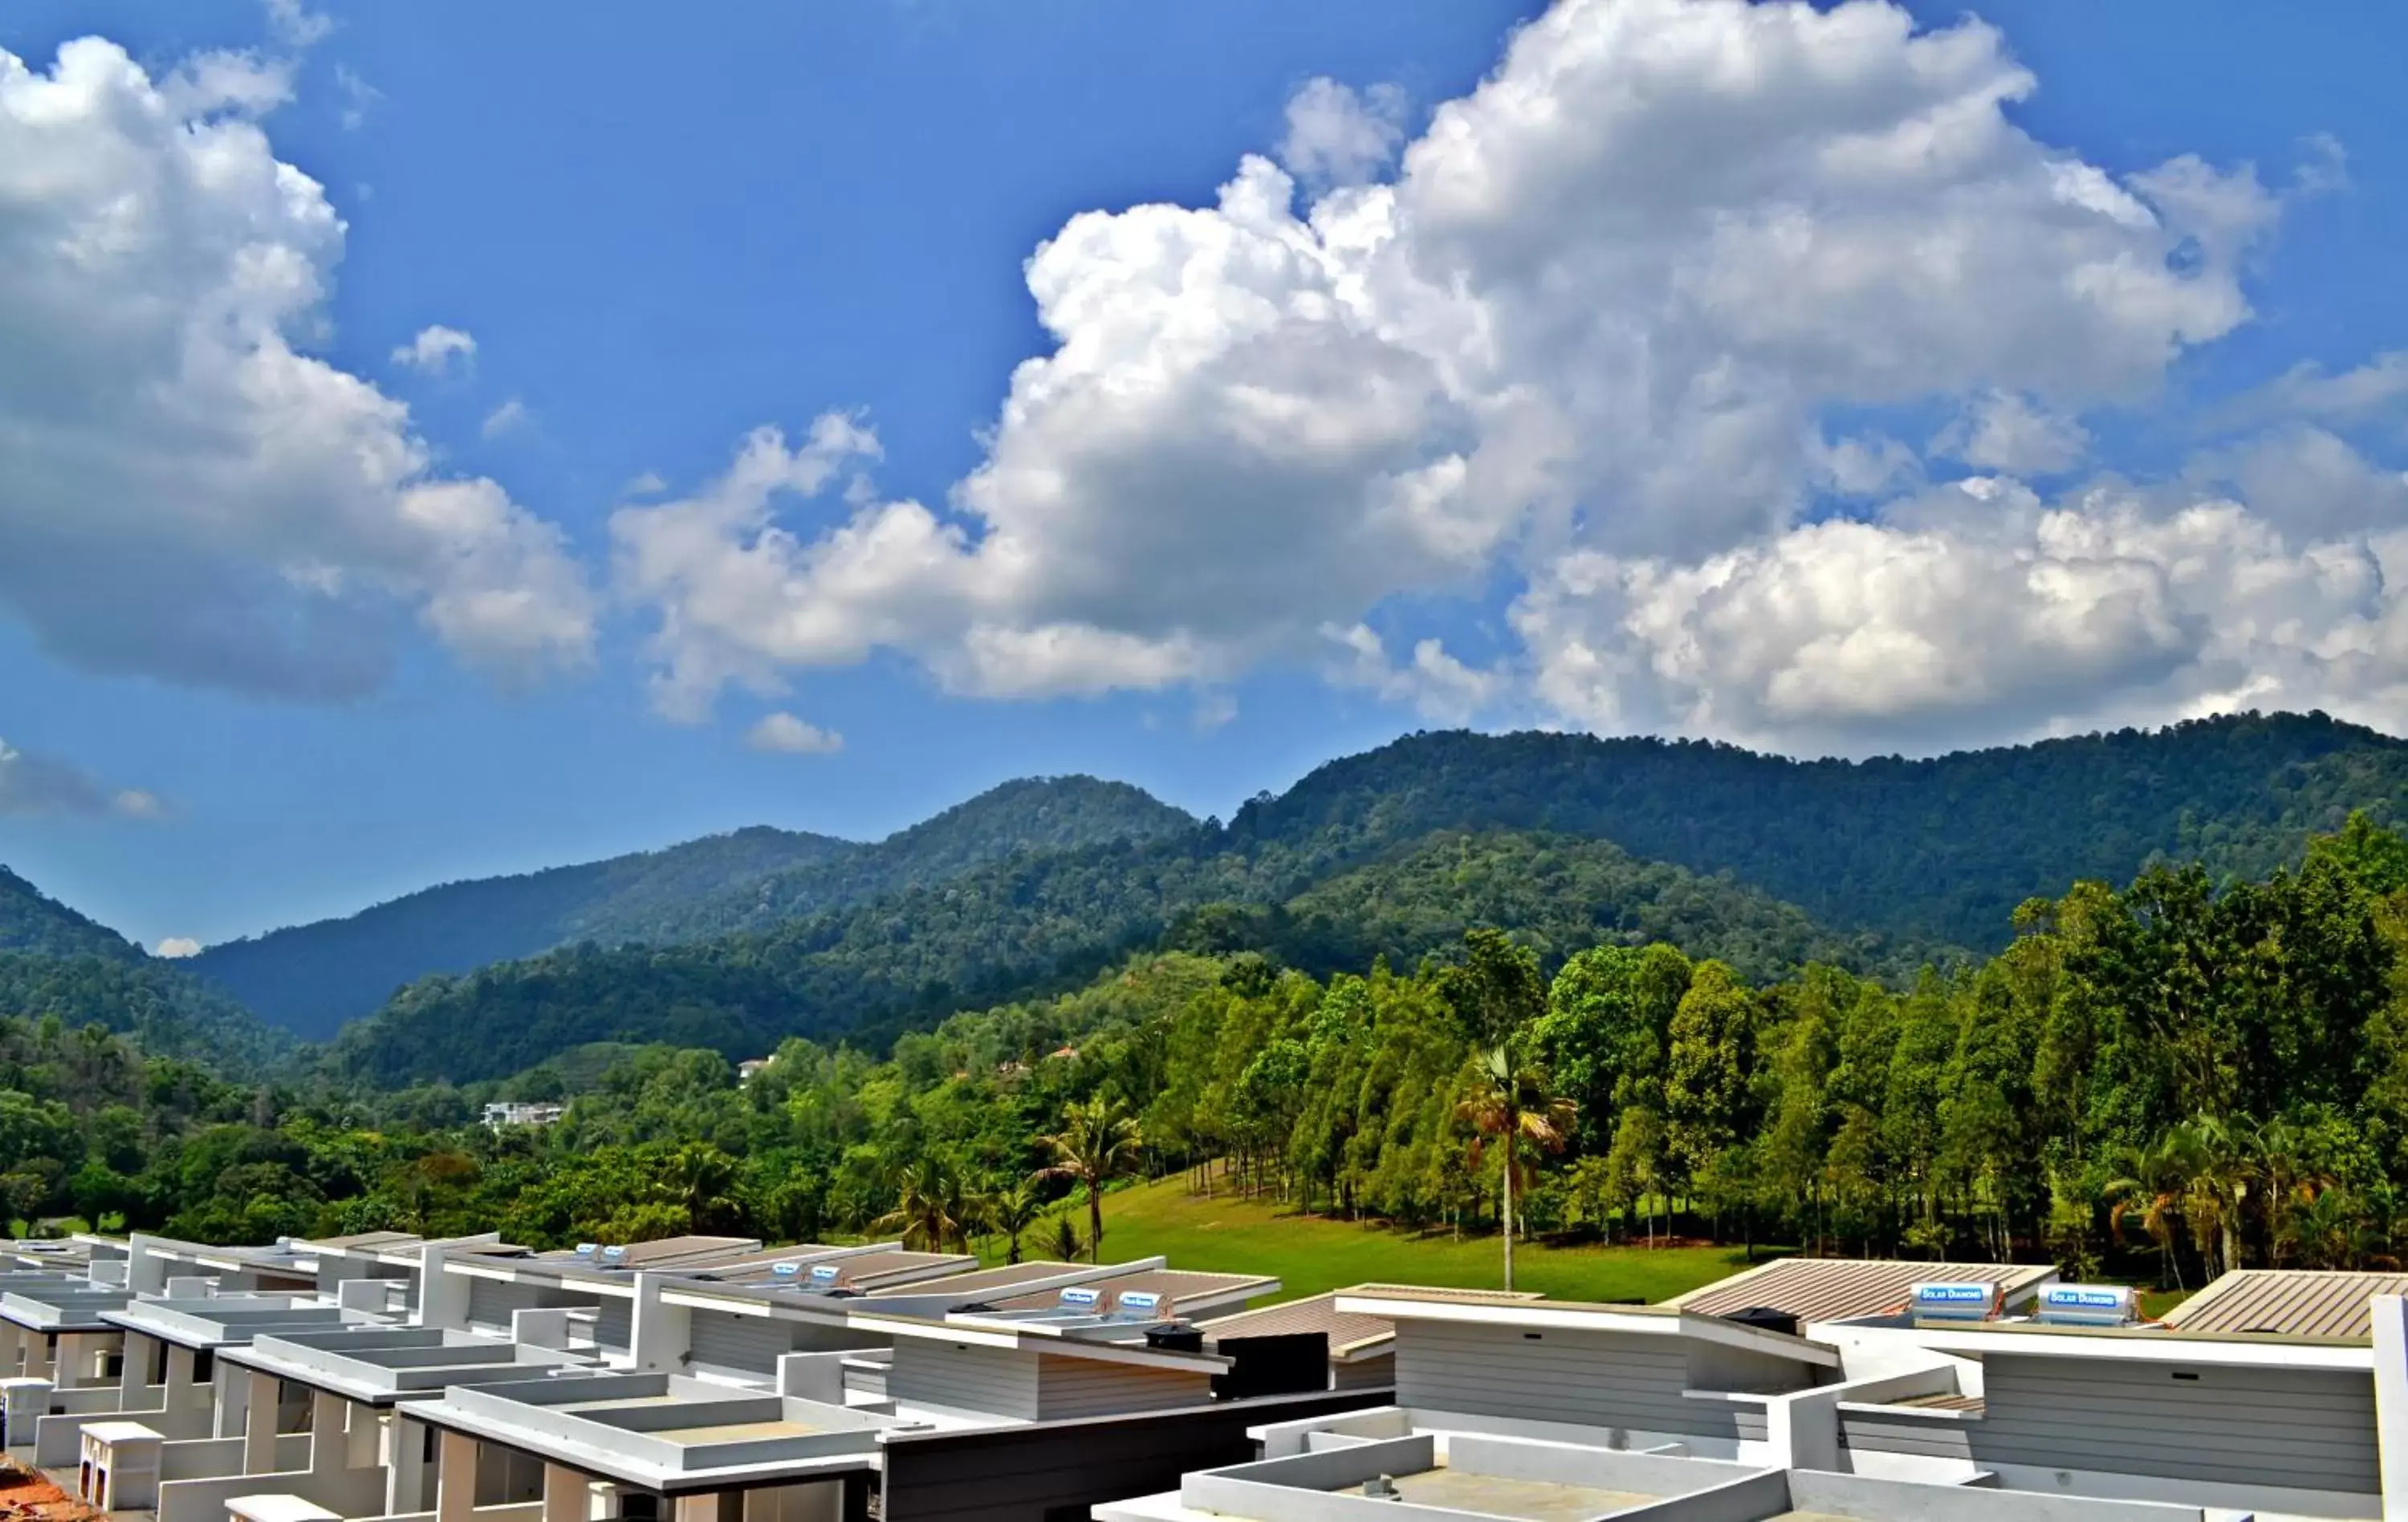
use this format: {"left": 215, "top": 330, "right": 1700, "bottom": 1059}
{"left": 2, "top": 1229, "right": 2405, "bottom": 1522}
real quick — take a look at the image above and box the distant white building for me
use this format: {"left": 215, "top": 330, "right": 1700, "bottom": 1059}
{"left": 736, "top": 1056, "right": 775, "bottom": 1083}
{"left": 480, "top": 1101, "right": 563, "bottom": 1129}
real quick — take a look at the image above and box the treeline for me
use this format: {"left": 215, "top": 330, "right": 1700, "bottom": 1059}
{"left": 319, "top": 712, "right": 2408, "bottom": 1088}
{"left": 195, "top": 776, "right": 1195, "bottom": 1040}
{"left": 12, "top": 812, "right": 2406, "bottom": 1289}
{"left": 324, "top": 828, "right": 1938, "bottom": 1089}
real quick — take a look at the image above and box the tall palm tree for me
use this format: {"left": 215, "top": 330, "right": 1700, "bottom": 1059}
{"left": 2182, "top": 1113, "right": 2252, "bottom": 1278}
{"left": 669, "top": 1144, "right": 738, "bottom": 1234}
{"left": 986, "top": 1179, "right": 1042, "bottom": 1264}
{"left": 873, "top": 1157, "right": 963, "bottom": 1252}
{"left": 1454, "top": 1045, "right": 1576, "bottom": 1291}
{"left": 2106, "top": 1124, "right": 2207, "bottom": 1291}
{"left": 1038, "top": 1095, "right": 1143, "bottom": 1262}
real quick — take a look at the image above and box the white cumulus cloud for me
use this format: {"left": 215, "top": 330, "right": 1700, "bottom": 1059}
{"left": 482, "top": 398, "right": 530, "bottom": 438}
{"left": 745, "top": 712, "right": 844, "bottom": 755}
{"left": 0, "top": 39, "right": 593, "bottom": 699}
{"left": 616, "top": 0, "right": 2285, "bottom": 746}
{"left": 262, "top": 0, "right": 333, "bottom": 51}
{"left": 393, "top": 324, "right": 478, "bottom": 376}
{"left": 153, "top": 937, "right": 203, "bottom": 959}
{"left": 1279, "top": 77, "right": 1408, "bottom": 188}
{"left": 1511, "top": 467, "right": 2408, "bottom": 754}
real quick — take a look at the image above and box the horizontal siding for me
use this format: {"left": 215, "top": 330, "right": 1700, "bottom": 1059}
{"left": 466, "top": 1279, "right": 540, "bottom": 1331}
{"left": 1972, "top": 1354, "right": 2377, "bottom": 1494}
{"left": 1033, "top": 1355, "right": 1210, "bottom": 1421}
{"left": 1842, "top": 1410, "right": 1975, "bottom": 1462}
{"left": 591, "top": 1297, "right": 633, "bottom": 1352}
{"left": 688, "top": 1310, "right": 799, "bottom": 1375}
{"left": 881, "top": 1389, "right": 1381, "bottom": 1522}
{"left": 887, "top": 1341, "right": 1038, "bottom": 1421}
{"left": 1393, "top": 1323, "right": 1735, "bottom": 1443}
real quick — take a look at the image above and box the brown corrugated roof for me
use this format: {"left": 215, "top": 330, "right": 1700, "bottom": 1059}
{"left": 2162, "top": 1269, "right": 2408, "bottom": 1341}
{"left": 1667, "top": 1258, "right": 2056, "bottom": 1322}
{"left": 302, "top": 1231, "right": 422, "bottom": 1251}
{"left": 1200, "top": 1292, "right": 1395, "bottom": 1358}
{"left": 990, "top": 1268, "right": 1276, "bottom": 1316}
{"left": 887, "top": 1261, "right": 1092, "bottom": 1296}
{"left": 1345, "top": 1284, "right": 1545, "bottom": 1304}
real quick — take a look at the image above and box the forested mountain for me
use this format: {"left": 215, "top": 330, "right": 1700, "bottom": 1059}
{"left": 0, "top": 865, "right": 288, "bottom": 1071}
{"left": 1226, "top": 710, "right": 2408, "bottom": 950}
{"left": 1206, "top": 831, "right": 1948, "bottom": 982}
{"left": 0, "top": 954, "right": 289, "bottom": 1074}
{"left": 53, "top": 813, "right": 2408, "bottom": 1283}
{"left": 0, "top": 867, "right": 141, "bottom": 962}
{"left": 324, "top": 711, "right": 2408, "bottom": 1085}
{"left": 323, "top": 826, "right": 1940, "bottom": 1086}
{"left": 194, "top": 775, "right": 1196, "bottom": 1040}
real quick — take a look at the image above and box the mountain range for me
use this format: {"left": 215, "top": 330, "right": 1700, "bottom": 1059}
{"left": 6, "top": 710, "right": 2406, "bottom": 1088}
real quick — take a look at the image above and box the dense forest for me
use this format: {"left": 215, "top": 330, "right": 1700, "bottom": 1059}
{"left": 183, "top": 713, "right": 2408, "bottom": 1058}
{"left": 323, "top": 713, "right": 2408, "bottom": 1086}
{"left": 4, "top": 809, "right": 2406, "bottom": 1293}
{"left": 193, "top": 777, "right": 1195, "bottom": 1039}
{"left": 0, "top": 869, "right": 287, "bottom": 1072}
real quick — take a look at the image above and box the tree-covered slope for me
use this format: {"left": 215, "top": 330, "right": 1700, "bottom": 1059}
{"left": 323, "top": 825, "right": 1927, "bottom": 1085}
{"left": 320, "top": 710, "right": 2408, "bottom": 1086}
{"left": 0, "top": 865, "right": 290, "bottom": 1072}
{"left": 1188, "top": 830, "right": 1947, "bottom": 986}
{"left": 196, "top": 775, "right": 1198, "bottom": 1040}
{"left": 0, "top": 866, "right": 141, "bottom": 962}
{"left": 0, "top": 952, "right": 290, "bottom": 1075}
{"left": 192, "top": 827, "right": 852, "bottom": 1040}
{"left": 608, "top": 775, "right": 1199, "bottom": 942}
{"left": 1230, "top": 710, "right": 2408, "bottom": 950}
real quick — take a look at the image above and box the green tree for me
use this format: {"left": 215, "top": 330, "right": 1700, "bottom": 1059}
{"left": 1037, "top": 1095, "right": 1142, "bottom": 1262}
{"left": 1454, "top": 1045, "right": 1576, "bottom": 1290}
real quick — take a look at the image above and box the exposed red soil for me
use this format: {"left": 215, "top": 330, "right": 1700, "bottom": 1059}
{"left": 0, "top": 1462, "right": 100, "bottom": 1522}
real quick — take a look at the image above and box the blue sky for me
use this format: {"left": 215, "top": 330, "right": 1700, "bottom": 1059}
{"left": 1, "top": 0, "right": 2404, "bottom": 950}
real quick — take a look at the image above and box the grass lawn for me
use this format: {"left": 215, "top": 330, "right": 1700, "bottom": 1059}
{"left": 994, "top": 1175, "right": 1760, "bottom": 1306}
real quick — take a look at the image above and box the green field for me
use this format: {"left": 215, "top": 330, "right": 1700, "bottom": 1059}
{"left": 999, "top": 1176, "right": 1759, "bottom": 1306}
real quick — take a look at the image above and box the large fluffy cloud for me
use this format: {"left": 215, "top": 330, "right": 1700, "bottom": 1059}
{"left": 0, "top": 39, "right": 593, "bottom": 700}
{"left": 1513, "top": 470, "right": 2408, "bottom": 753}
{"left": 622, "top": 0, "right": 2311, "bottom": 746}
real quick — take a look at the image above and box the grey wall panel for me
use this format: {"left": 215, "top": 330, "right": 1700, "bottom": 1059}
{"left": 592, "top": 1296, "right": 633, "bottom": 1353}
{"left": 1971, "top": 1355, "right": 2377, "bottom": 1496}
{"left": 1841, "top": 1356, "right": 2377, "bottom": 1497}
{"left": 1392, "top": 1323, "right": 1738, "bottom": 1444}
{"left": 881, "top": 1389, "right": 1384, "bottom": 1522}
{"left": 886, "top": 1341, "right": 1039, "bottom": 1422}
{"left": 1032, "top": 1356, "right": 1212, "bottom": 1421}
{"left": 687, "top": 1310, "right": 799, "bottom": 1376}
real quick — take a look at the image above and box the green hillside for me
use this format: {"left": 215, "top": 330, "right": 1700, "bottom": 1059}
{"left": 1234, "top": 710, "right": 2408, "bottom": 950}
{"left": 195, "top": 775, "right": 1196, "bottom": 1040}
{"left": 323, "top": 823, "right": 1910, "bottom": 1085}
{"left": 0, "top": 866, "right": 140, "bottom": 962}
{"left": 326, "top": 711, "right": 2408, "bottom": 1086}
{"left": 0, "top": 866, "right": 286, "bottom": 1072}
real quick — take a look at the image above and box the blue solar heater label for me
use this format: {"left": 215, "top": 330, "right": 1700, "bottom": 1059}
{"left": 771, "top": 1262, "right": 800, "bottom": 1277}
{"left": 2044, "top": 1288, "right": 2123, "bottom": 1308}
{"left": 1118, "top": 1292, "right": 1161, "bottom": 1311}
{"left": 809, "top": 1264, "right": 840, "bottom": 1281}
{"left": 1060, "top": 1286, "right": 1102, "bottom": 1308}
